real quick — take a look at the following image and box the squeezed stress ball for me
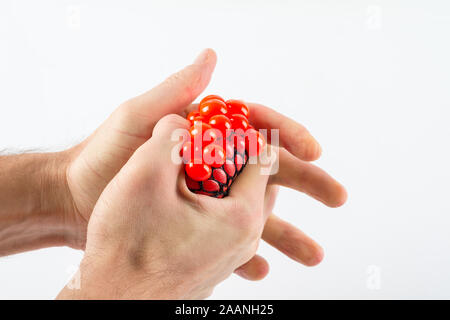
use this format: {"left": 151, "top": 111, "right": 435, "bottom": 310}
{"left": 181, "top": 95, "right": 266, "bottom": 198}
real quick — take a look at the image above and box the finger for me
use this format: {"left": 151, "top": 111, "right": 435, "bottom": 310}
{"left": 247, "top": 102, "right": 322, "bottom": 161}
{"left": 262, "top": 214, "right": 324, "bottom": 266}
{"left": 270, "top": 148, "right": 347, "bottom": 208}
{"left": 234, "top": 254, "right": 270, "bottom": 281}
{"left": 150, "top": 114, "right": 191, "bottom": 154}
{"left": 115, "top": 49, "right": 217, "bottom": 139}
{"left": 228, "top": 145, "right": 274, "bottom": 209}
{"left": 263, "top": 185, "right": 279, "bottom": 221}
{"left": 73, "top": 50, "right": 216, "bottom": 205}
{"left": 132, "top": 48, "right": 216, "bottom": 124}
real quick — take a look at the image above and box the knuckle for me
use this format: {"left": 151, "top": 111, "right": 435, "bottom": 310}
{"left": 230, "top": 201, "right": 261, "bottom": 242}
{"left": 160, "top": 113, "right": 186, "bottom": 126}
{"left": 112, "top": 103, "right": 132, "bottom": 123}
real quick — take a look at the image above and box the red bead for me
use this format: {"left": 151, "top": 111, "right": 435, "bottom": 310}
{"left": 199, "top": 99, "right": 228, "bottom": 120}
{"left": 180, "top": 141, "right": 202, "bottom": 164}
{"left": 224, "top": 160, "right": 236, "bottom": 177}
{"left": 235, "top": 154, "right": 244, "bottom": 172}
{"left": 203, "top": 143, "right": 226, "bottom": 168}
{"left": 209, "top": 114, "right": 232, "bottom": 138}
{"left": 189, "top": 122, "right": 212, "bottom": 138}
{"left": 192, "top": 116, "right": 205, "bottom": 126}
{"left": 189, "top": 122, "right": 213, "bottom": 149}
{"left": 185, "top": 175, "right": 200, "bottom": 190}
{"left": 204, "top": 128, "right": 221, "bottom": 143}
{"left": 187, "top": 110, "right": 200, "bottom": 124}
{"left": 230, "top": 134, "right": 246, "bottom": 154}
{"left": 245, "top": 129, "right": 266, "bottom": 156}
{"left": 199, "top": 95, "right": 225, "bottom": 105}
{"left": 185, "top": 161, "right": 212, "bottom": 181}
{"left": 213, "top": 169, "right": 227, "bottom": 184}
{"left": 226, "top": 100, "right": 249, "bottom": 118}
{"left": 225, "top": 143, "right": 235, "bottom": 159}
{"left": 230, "top": 114, "right": 249, "bottom": 132}
{"left": 203, "top": 180, "right": 220, "bottom": 192}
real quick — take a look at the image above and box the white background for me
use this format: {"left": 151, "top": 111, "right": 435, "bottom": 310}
{"left": 1, "top": 0, "right": 449, "bottom": 299}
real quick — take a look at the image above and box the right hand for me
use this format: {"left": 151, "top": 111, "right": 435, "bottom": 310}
{"left": 57, "top": 114, "right": 274, "bottom": 299}
{"left": 60, "top": 48, "right": 345, "bottom": 282}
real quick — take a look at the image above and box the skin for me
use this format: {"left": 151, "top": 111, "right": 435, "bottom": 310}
{"left": 0, "top": 49, "right": 347, "bottom": 295}
{"left": 58, "top": 115, "right": 275, "bottom": 299}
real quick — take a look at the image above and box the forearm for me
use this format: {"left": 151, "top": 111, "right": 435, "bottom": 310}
{"left": 0, "top": 152, "right": 72, "bottom": 256}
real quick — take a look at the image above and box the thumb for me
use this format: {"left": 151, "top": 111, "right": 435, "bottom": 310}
{"left": 73, "top": 50, "right": 215, "bottom": 196}
{"left": 126, "top": 48, "right": 217, "bottom": 127}
{"left": 132, "top": 114, "right": 191, "bottom": 180}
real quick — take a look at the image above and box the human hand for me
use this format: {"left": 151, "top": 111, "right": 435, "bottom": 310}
{"left": 57, "top": 49, "right": 346, "bottom": 280}
{"left": 61, "top": 49, "right": 217, "bottom": 247}
{"left": 57, "top": 115, "right": 274, "bottom": 299}
{"left": 183, "top": 102, "right": 348, "bottom": 280}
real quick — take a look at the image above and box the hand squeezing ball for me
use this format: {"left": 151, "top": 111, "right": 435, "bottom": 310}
{"left": 181, "top": 95, "right": 266, "bottom": 198}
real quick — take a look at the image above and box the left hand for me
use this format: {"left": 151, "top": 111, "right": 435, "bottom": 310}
{"left": 57, "top": 48, "right": 346, "bottom": 280}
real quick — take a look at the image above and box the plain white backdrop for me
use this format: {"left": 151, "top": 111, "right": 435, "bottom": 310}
{"left": 1, "top": 0, "right": 449, "bottom": 299}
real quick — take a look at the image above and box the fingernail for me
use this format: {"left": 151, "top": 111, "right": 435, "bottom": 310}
{"left": 193, "top": 49, "right": 210, "bottom": 65}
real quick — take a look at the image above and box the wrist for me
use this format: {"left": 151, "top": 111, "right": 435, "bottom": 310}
{"left": 57, "top": 246, "right": 200, "bottom": 299}
{"left": 0, "top": 152, "right": 75, "bottom": 255}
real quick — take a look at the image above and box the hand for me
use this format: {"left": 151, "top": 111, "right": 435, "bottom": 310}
{"left": 58, "top": 49, "right": 346, "bottom": 279}
{"left": 62, "top": 49, "right": 217, "bottom": 245}
{"left": 57, "top": 115, "right": 274, "bottom": 299}
{"left": 183, "top": 102, "right": 348, "bottom": 280}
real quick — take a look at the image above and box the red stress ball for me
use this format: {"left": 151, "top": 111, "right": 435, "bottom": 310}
{"left": 184, "top": 94, "right": 265, "bottom": 198}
